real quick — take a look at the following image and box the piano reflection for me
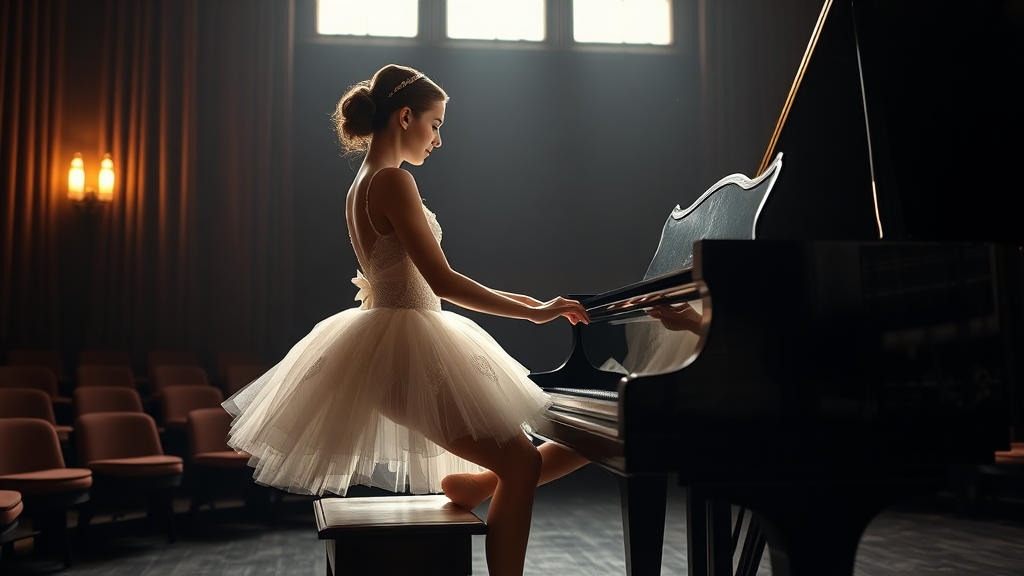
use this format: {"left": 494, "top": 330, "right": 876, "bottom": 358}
{"left": 530, "top": 1, "right": 1024, "bottom": 575}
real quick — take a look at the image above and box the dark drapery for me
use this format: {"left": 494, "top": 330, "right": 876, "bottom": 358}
{"left": 192, "top": 0, "right": 296, "bottom": 361}
{"left": 697, "top": 0, "right": 825, "bottom": 184}
{"left": 1, "top": 0, "right": 295, "bottom": 369}
{"left": 0, "top": 0, "right": 67, "bottom": 354}
{"left": 85, "top": 0, "right": 204, "bottom": 358}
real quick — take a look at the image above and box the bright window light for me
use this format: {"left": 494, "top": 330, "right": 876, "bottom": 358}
{"left": 317, "top": 0, "right": 419, "bottom": 38}
{"left": 573, "top": 0, "right": 672, "bottom": 45}
{"left": 447, "top": 0, "right": 545, "bottom": 42}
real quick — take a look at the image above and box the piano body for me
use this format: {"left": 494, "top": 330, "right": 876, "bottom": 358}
{"left": 531, "top": 1, "right": 1024, "bottom": 575}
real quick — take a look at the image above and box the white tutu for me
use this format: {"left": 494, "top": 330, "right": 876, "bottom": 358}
{"left": 224, "top": 201, "right": 551, "bottom": 496}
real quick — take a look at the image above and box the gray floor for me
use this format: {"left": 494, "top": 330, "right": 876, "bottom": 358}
{"left": 3, "top": 464, "right": 1023, "bottom": 575}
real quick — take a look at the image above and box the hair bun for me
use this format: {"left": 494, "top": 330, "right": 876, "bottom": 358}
{"left": 332, "top": 65, "right": 448, "bottom": 156}
{"left": 333, "top": 82, "right": 375, "bottom": 152}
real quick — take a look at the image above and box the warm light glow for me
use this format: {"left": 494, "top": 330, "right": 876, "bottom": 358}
{"left": 447, "top": 0, "right": 545, "bottom": 41}
{"left": 68, "top": 153, "right": 85, "bottom": 201}
{"left": 317, "top": 0, "right": 418, "bottom": 37}
{"left": 574, "top": 0, "right": 672, "bottom": 45}
{"left": 98, "top": 154, "right": 114, "bottom": 202}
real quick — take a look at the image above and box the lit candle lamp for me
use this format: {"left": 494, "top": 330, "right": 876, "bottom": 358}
{"left": 98, "top": 154, "right": 114, "bottom": 202}
{"left": 68, "top": 153, "right": 85, "bottom": 201}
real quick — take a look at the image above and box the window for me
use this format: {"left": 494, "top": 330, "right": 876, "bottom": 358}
{"left": 311, "top": 0, "right": 677, "bottom": 51}
{"left": 573, "top": 0, "right": 672, "bottom": 45}
{"left": 447, "top": 0, "right": 545, "bottom": 42}
{"left": 317, "top": 0, "right": 418, "bottom": 38}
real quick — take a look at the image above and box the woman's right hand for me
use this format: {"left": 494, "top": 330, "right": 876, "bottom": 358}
{"left": 529, "top": 297, "right": 590, "bottom": 326}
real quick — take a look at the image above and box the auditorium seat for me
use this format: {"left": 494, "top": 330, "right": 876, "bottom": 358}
{"left": 75, "top": 412, "right": 183, "bottom": 543}
{"left": 150, "top": 365, "right": 209, "bottom": 399}
{"left": 0, "top": 489, "right": 24, "bottom": 564}
{"left": 186, "top": 407, "right": 256, "bottom": 519}
{"left": 0, "top": 366, "right": 72, "bottom": 424}
{"left": 215, "top": 352, "right": 263, "bottom": 384}
{"left": 6, "top": 349, "right": 67, "bottom": 387}
{"left": 0, "top": 418, "right": 92, "bottom": 567}
{"left": 0, "top": 389, "right": 73, "bottom": 442}
{"left": 147, "top": 350, "right": 200, "bottom": 382}
{"left": 73, "top": 387, "right": 145, "bottom": 419}
{"left": 223, "top": 364, "right": 268, "bottom": 396}
{"left": 78, "top": 349, "right": 133, "bottom": 369}
{"left": 162, "top": 385, "right": 224, "bottom": 432}
{"left": 0, "top": 366, "right": 69, "bottom": 403}
{"left": 76, "top": 365, "right": 137, "bottom": 389}
{"left": 161, "top": 385, "right": 224, "bottom": 458}
{"left": 975, "top": 443, "right": 1024, "bottom": 515}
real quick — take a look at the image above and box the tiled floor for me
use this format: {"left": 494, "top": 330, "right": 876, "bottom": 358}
{"left": 3, "top": 464, "right": 1022, "bottom": 575}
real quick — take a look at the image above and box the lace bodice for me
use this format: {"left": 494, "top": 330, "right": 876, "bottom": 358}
{"left": 352, "top": 203, "right": 443, "bottom": 312}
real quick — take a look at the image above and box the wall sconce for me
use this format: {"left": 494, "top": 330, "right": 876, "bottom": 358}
{"left": 68, "top": 152, "right": 115, "bottom": 212}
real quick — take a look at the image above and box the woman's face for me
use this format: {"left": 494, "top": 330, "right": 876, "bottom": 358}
{"left": 401, "top": 100, "right": 445, "bottom": 166}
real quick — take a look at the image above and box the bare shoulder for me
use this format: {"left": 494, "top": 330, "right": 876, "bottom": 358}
{"left": 370, "top": 168, "right": 420, "bottom": 208}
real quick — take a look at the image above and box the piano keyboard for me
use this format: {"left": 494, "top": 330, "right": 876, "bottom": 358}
{"left": 546, "top": 388, "right": 619, "bottom": 438}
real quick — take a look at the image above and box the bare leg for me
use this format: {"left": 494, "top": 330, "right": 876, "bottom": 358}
{"left": 442, "top": 441, "right": 588, "bottom": 510}
{"left": 443, "top": 431, "right": 542, "bottom": 576}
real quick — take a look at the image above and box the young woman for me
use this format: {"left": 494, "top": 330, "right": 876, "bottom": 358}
{"left": 224, "top": 64, "right": 589, "bottom": 575}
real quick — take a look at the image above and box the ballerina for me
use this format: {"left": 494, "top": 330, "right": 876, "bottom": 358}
{"left": 224, "top": 64, "right": 590, "bottom": 576}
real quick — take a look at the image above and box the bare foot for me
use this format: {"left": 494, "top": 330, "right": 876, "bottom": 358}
{"left": 441, "top": 473, "right": 494, "bottom": 510}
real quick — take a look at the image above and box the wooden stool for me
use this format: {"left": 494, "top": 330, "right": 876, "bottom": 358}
{"left": 314, "top": 495, "right": 487, "bottom": 576}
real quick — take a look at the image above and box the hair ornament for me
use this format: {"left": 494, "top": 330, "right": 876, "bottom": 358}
{"left": 388, "top": 73, "right": 425, "bottom": 98}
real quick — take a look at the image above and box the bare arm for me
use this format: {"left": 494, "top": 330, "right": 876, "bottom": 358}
{"left": 372, "top": 169, "right": 586, "bottom": 325}
{"left": 494, "top": 291, "right": 543, "bottom": 307}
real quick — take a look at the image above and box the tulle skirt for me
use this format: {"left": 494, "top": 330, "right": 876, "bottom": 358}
{"left": 223, "top": 306, "right": 551, "bottom": 496}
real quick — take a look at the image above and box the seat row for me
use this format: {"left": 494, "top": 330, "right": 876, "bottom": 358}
{"left": 0, "top": 353, "right": 269, "bottom": 430}
{"left": 4, "top": 348, "right": 266, "bottom": 388}
{"left": 1, "top": 363, "right": 265, "bottom": 397}
{"left": 2, "top": 349, "right": 267, "bottom": 414}
{"left": 0, "top": 384, "right": 238, "bottom": 450}
{"left": 0, "top": 407, "right": 256, "bottom": 569}
{"left": 0, "top": 352, "right": 268, "bottom": 391}
{"left": 0, "top": 350, "right": 274, "bottom": 568}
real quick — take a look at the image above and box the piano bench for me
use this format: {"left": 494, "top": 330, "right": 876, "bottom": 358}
{"left": 314, "top": 495, "right": 487, "bottom": 576}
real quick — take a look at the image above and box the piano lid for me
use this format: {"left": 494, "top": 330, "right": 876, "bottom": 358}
{"left": 753, "top": 0, "right": 881, "bottom": 242}
{"left": 755, "top": 0, "right": 1024, "bottom": 246}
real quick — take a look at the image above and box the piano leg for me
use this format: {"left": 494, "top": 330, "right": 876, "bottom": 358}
{"left": 734, "top": 516, "right": 766, "bottom": 576}
{"left": 751, "top": 498, "right": 874, "bottom": 576}
{"left": 731, "top": 479, "right": 942, "bottom": 576}
{"left": 685, "top": 488, "right": 734, "bottom": 576}
{"left": 617, "top": 474, "right": 668, "bottom": 576}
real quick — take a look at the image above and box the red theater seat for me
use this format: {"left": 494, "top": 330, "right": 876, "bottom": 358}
{"left": 73, "top": 386, "right": 145, "bottom": 419}
{"left": 0, "top": 389, "right": 73, "bottom": 442}
{"left": 75, "top": 412, "right": 183, "bottom": 542}
{"left": 0, "top": 418, "right": 92, "bottom": 567}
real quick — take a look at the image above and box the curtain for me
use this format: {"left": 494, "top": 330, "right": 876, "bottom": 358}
{"left": 84, "top": 0, "right": 203, "bottom": 359}
{"left": 0, "top": 0, "right": 67, "bottom": 355}
{"left": 1, "top": 0, "right": 295, "bottom": 368}
{"left": 696, "top": 0, "right": 825, "bottom": 185}
{"left": 193, "top": 0, "right": 296, "bottom": 361}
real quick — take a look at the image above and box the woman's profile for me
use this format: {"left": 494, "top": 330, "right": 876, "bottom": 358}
{"left": 223, "top": 64, "right": 590, "bottom": 575}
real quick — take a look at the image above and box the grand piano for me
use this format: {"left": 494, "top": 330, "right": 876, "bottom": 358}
{"left": 530, "top": 1, "right": 1024, "bottom": 575}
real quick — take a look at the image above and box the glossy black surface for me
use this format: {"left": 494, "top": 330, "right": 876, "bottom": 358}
{"left": 533, "top": 1, "right": 1024, "bottom": 574}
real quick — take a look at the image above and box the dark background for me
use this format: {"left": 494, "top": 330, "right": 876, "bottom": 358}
{"left": 273, "top": 0, "right": 822, "bottom": 370}
{"left": 3, "top": 0, "right": 1020, "bottom": 383}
